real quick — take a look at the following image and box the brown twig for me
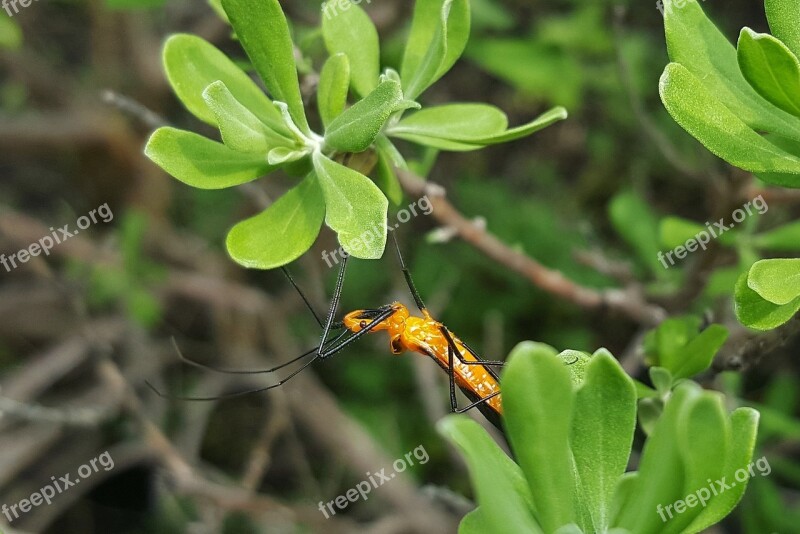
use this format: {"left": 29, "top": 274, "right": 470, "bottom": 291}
{"left": 396, "top": 169, "right": 667, "bottom": 326}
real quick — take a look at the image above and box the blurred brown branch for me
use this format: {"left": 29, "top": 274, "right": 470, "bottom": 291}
{"left": 396, "top": 169, "right": 668, "bottom": 326}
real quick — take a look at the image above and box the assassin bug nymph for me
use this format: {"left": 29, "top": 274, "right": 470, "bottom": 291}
{"left": 148, "top": 237, "right": 506, "bottom": 429}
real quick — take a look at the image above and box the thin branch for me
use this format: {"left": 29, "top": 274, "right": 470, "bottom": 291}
{"left": 396, "top": 169, "right": 667, "bottom": 326}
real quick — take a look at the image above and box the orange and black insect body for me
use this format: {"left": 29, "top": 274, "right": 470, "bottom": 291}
{"left": 342, "top": 303, "right": 503, "bottom": 428}
{"left": 148, "top": 239, "right": 505, "bottom": 430}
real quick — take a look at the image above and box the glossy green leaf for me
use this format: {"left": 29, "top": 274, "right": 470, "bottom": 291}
{"left": 324, "top": 80, "right": 418, "bottom": 153}
{"left": 458, "top": 508, "right": 494, "bottom": 534}
{"left": 609, "top": 191, "right": 662, "bottom": 273}
{"left": 207, "top": 0, "right": 228, "bottom": 22}
{"left": 317, "top": 53, "right": 351, "bottom": 128}
{"left": 402, "top": 0, "right": 470, "bottom": 99}
{"left": 559, "top": 349, "right": 592, "bottom": 386}
{"left": 390, "top": 104, "right": 508, "bottom": 142}
{"left": 660, "top": 217, "right": 705, "bottom": 250}
{"left": 226, "top": 174, "right": 325, "bottom": 269}
{"left": 221, "top": 0, "right": 310, "bottom": 133}
{"left": 468, "top": 107, "right": 568, "bottom": 145}
{"left": 645, "top": 316, "right": 700, "bottom": 369}
{"left": 162, "top": 34, "right": 287, "bottom": 133}
{"left": 570, "top": 352, "right": 636, "bottom": 533}
{"left": 203, "top": 81, "right": 293, "bottom": 153}
{"left": 375, "top": 147, "right": 404, "bottom": 206}
{"left": 322, "top": 1, "right": 379, "bottom": 98}
{"left": 734, "top": 270, "right": 800, "bottom": 330}
{"left": 660, "top": 63, "right": 800, "bottom": 183}
{"left": 608, "top": 473, "right": 639, "bottom": 529}
{"left": 753, "top": 220, "right": 800, "bottom": 250}
{"left": 0, "top": 13, "right": 21, "bottom": 50}
{"left": 612, "top": 383, "right": 701, "bottom": 533}
{"left": 312, "top": 152, "right": 388, "bottom": 259}
{"left": 685, "top": 408, "right": 759, "bottom": 533}
{"left": 738, "top": 28, "right": 800, "bottom": 118}
{"left": 671, "top": 324, "right": 728, "bottom": 379}
{"left": 668, "top": 393, "right": 730, "bottom": 534}
{"left": 552, "top": 525, "right": 583, "bottom": 534}
{"left": 649, "top": 367, "right": 673, "bottom": 395}
{"left": 747, "top": 258, "right": 800, "bottom": 304}
{"left": 502, "top": 342, "right": 576, "bottom": 533}
{"left": 391, "top": 106, "right": 568, "bottom": 150}
{"left": 438, "top": 416, "right": 542, "bottom": 534}
{"left": 144, "top": 127, "right": 274, "bottom": 189}
{"left": 664, "top": 0, "right": 800, "bottom": 141}
{"left": 765, "top": 0, "right": 800, "bottom": 58}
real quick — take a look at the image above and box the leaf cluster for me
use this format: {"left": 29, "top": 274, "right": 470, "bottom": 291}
{"left": 144, "top": 0, "right": 567, "bottom": 269}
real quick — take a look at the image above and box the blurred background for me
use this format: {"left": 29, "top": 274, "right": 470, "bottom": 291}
{"left": 0, "top": 0, "right": 798, "bottom": 532}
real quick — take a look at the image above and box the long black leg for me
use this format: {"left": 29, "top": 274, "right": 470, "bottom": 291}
{"left": 440, "top": 327, "right": 506, "bottom": 367}
{"left": 319, "top": 308, "right": 396, "bottom": 358}
{"left": 391, "top": 234, "right": 426, "bottom": 312}
{"left": 148, "top": 308, "right": 396, "bottom": 401}
{"left": 446, "top": 339, "right": 458, "bottom": 412}
{"left": 281, "top": 266, "right": 326, "bottom": 329}
{"left": 318, "top": 255, "right": 349, "bottom": 358}
{"left": 458, "top": 338, "right": 506, "bottom": 367}
{"left": 170, "top": 332, "right": 350, "bottom": 375}
{"left": 440, "top": 326, "right": 502, "bottom": 415}
{"left": 455, "top": 391, "right": 501, "bottom": 413}
{"left": 146, "top": 352, "right": 324, "bottom": 402}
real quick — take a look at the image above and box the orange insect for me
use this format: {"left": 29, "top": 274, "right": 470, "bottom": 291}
{"left": 149, "top": 238, "right": 505, "bottom": 429}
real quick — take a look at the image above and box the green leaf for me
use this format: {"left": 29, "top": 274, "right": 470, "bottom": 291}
{"left": 162, "top": 34, "right": 286, "bottom": 133}
{"left": 322, "top": 1, "right": 379, "bottom": 98}
{"left": 664, "top": 0, "right": 800, "bottom": 142}
{"left": 389, "top": 104, "right": 507, "bottom": 142}
{"left": 737, "top": 28, "right": 800, "bottom": 118}
{"left": 649, "top": 367, "right": 673, "bottom": 395}
{"left": 734, "top": 270, "right": 800, "bottom": 330}
{"left": 660, "top": 217, "right": 706, "bottom": 250}
{"left": 659, "top": 63, "right": 800, "bottom": 183}
{"left": 312, "top": 152, "right": 388, "bottom": 259}
{"left": 570, "top": 352, "right": 636, "bottom": 533}
{"left": 458, "top": 509, "right": 494, "bottom": 534}
{"left": 438, "top": 416, "right": 542, "bottom": 534}
{"left": 226, "top": 173, "right": 325, "bottom": 269}
{"left": 317, "top": 53, "right": 351, "bottom": 128}
{"left": 324, "top": 79, "right": 418, "bottom": 153}
{"left": 645, "top": 316, "right": 700, "bottom": 369}
{"left": 221, "top": 0, "right": 310, "bottom": 134}
{"left": 747, "top": 258, "right": 800, "bottom": 304}
{"left": 685, "top": 407, "right": 759, "bottom": 533}
{"left": 609, "top": 191, "right": 662, "bottom": 273}
{"left": 671, "top": 324, "right": 728, "bottom": 379}
{"left": 502, "top": 342, "right": 576, "bottom": 533}
{"left": 402, "top": 0, "right": 471, "bottom": 99}
{"left": 375, "top": 147, "right": 404, "bottom": 206}
{"left": 668, "top": 393, "right": 730, "bottom": 534}
{"left": 0, "top": 13, "right": 22, "bottom": 50}
{"left": 645, "top": 316, "right": 727, "bottom": 379}
{"left": 390, "top": 106, "right": 568, "bottom": 150}
{"left": 144, "top": 127, "right": 274, "bottom": 189}
{"left": 612, "top": 383, "right": 701, "bottom": 533}
{"left": 753, "top": 220, "right": 800, "bottom": 250}
{"left": 765, "top": 0, "right": 800, "bottom": 58}
{"left": 203, "top": 81, "right": 293, "bottom": 153}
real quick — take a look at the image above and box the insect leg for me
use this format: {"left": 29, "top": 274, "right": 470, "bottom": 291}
{"left": 454, "top": 391, "right": 501, "bottom": 414}
{"left": 281, "top": 266, "right": 327, "bottom": 329}
{"left": 318, "top": 254, "right": 349, "bottom": 358}
{"left": 390, "top": 234, "right": 427, "bottom": 312}
{"left": 440, "top": 328, "right": 506, "bottom": 367}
